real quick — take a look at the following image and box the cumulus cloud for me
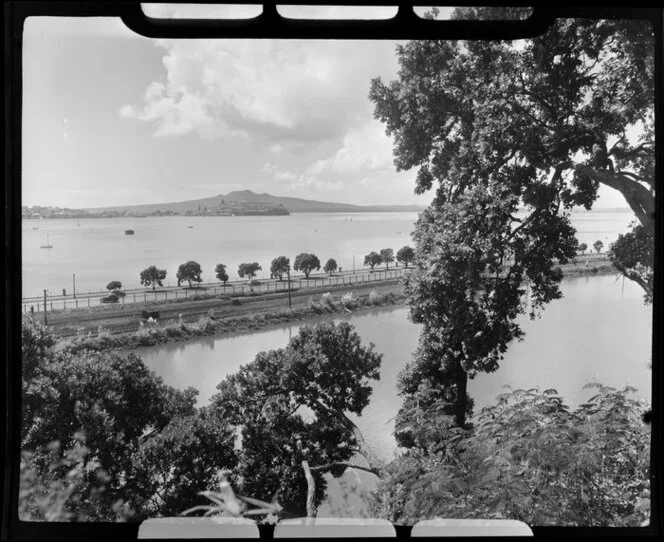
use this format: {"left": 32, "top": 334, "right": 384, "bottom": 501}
{"left": 259, "top": 118, "right": 407, "bottom": 199}
{"left": 306, "top": 120, "right": 395, "bottom": 177}
{"left": 120, "top": 39, "right": 399, "bottom": 143}
{"left": 262, "top": 161, "right": 342, "bottom": 194}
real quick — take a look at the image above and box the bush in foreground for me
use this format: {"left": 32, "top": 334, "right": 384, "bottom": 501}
{"left": 21, "top": 316, "right": 236, "bottom": 521}
{"left": 371, "top": 384, "right": 650, "bottom": 527}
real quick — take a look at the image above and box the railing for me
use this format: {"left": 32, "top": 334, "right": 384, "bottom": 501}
{"left": 22, "top": 267, "right": 410, "bottom": 313}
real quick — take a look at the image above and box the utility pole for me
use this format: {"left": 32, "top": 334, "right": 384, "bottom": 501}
{"left": 287, "top": 267, "right": 292, "bottom": 310}
{"left": 73, "top": 273, "right": 76, "bottom": 299}
{"left": 43, "top": 289, "right": 48, "bottom": 325}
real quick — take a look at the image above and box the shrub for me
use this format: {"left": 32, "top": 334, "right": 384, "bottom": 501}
{"left": 340, "top": 292, "right": 358, "bottom": 310}
{"left": 100, "top": 294, "right": 119, "bottom": 304}
{"left": 231, "top": 299, "right": 242, "bottom": 306}
{"left": 321, "top": 292, "right": 335, "bottom": 309}
{"left": 163, "top": 323, "right": 185, "bottom": 338}
{"left": 372, "top": 384, "right": 650, "bottom": 527}
{"left": 368, "top": 290, "right": 381, "bottom": 305}
{"left": 111, "top": 289, "right": 126, "bottom": 298}
{"left": 134, "top": 327, "right": 160, "bottom": 346}
{"left": 307, "top": 297, "right": 324, "bottom": 314}
{"left": 196, "top": 317, "right": 216, "bottom": 334}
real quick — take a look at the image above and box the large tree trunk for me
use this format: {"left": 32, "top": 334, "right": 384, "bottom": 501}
{"left": 454, "top": 358, "right": 468, "bottom": 428}
{"left": 572, "top": 164, "right": 654, "bottom": 236}
{"left": 565, "top": 163, "right": 655, "bottom": 300}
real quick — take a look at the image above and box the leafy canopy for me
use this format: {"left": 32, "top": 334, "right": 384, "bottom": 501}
{"left": 140, "top": 265, "right": 167, "bottom": 291}
{"left": 380, "top": 248, "right": 394, "bottom": 268}
{"left": 372, "top": 384, "right": 650, "bottom": 527}
{"left": 396, "top": 246, "right": 415, "bottom": 268}
{"left": 270, "top": 256, "right": 291, "bottom": 280}
{"left": 323, "top": 258, "right": 338, "bottom": 275}
{"left": 294, "top": 253, "right": 321, "bottom": 279}
{"left": 177, "top": 260, "right": 203, "bottom": 287}
{"left": 215, "top": 263, "right": 229, "bottom": 284}
{"left": 238, "top": 262, "right": 262, "bottom": 280}
{"left": 210, "top": 321, "right": 382, "bottom": 517}
{"left": 369, "top": 13, "right": 654, "bottom": 426}
{"left": 370, "top": 13, "right": 654, "bottom": 298}
{"left": 20, "top": 316, "right": 234, "bottom": 521}
{"left": 364, "top": 252, "right": 382, "bottom": 271}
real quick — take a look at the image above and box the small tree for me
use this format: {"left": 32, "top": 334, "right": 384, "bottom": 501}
{"left": 106, "top": 281, "right": 122, "bottom": 291}
{"left": 238, "top": 262, "right": 262, "bottom": 281}
{"left": 177, "top": 261, "right": 203, "bottom": 288}
{"left": 211, "top": 321, "right": 382, "bottom": 516}
{"left": 215, "top": 264, "right": 229, "bottom": 287}
{"left": 593, "top": 240, "right": 604, "bottom": 254}
{"left": 140, "top": 266, "right": 167, "bottom": 291}
{"left": 396, "top": 246, "right": 415, "bottom": 268}
{"left": 294, "top": 253, "right": 321, "bottom": 279}
{"left": 364, "top": 252, "right": 382, "bottom": 271}
{"left": 270, "top": 256, "right": 291, "bottom": 281}
{"left": 577, "top": 242, "right": 588, "bottom": 255}
{"left": 323, "top": 258, "right": 338, "bottom": 275}
{"left": 380, "top": 248, "right": 394, "bottom": 269}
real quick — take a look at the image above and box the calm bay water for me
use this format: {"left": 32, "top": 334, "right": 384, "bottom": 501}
{"left": 137, "top": 273, "right": 652, "bottom": 463}
{"left": 22, "top": 209, "right": 634, "bottom": 298}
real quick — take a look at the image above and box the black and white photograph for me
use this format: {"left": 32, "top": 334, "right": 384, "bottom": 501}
{"left": 10, "top": 3, "right": 658, "bottom": 537}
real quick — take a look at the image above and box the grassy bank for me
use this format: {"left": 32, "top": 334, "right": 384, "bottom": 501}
{"left": 58, "top": 289, "right": 404, "bottom": 353}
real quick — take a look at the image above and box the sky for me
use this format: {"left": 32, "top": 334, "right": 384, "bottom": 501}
{"left": 21, "top": 5, "right": 632, "bottom": 209}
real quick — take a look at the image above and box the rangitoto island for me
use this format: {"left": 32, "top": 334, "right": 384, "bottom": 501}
{"left": 22, "top": 190, "right": 426, "bottom": 219}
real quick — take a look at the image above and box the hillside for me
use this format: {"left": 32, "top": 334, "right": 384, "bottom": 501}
{"left": 85, "top": 190, "right": 425, "bottom": 214}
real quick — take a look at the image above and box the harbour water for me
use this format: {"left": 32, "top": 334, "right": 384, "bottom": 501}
{"left": 137, "top": 273, "right": 652, "bottom": 463}
{"left": 21, "top": 209, "right": 635, "bottom": 298}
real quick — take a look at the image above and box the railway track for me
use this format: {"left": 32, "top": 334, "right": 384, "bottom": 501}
{"left": 50, "top": 279, "right": 404, "bottom": 338}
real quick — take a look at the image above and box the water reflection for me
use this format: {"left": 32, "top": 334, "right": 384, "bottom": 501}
{"left": 138, "top": 273, "right": 652, "bottom": 462}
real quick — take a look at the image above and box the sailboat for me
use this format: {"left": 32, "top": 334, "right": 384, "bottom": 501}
{"left": 40, "top": 233, "right": 53, "bottom": 249}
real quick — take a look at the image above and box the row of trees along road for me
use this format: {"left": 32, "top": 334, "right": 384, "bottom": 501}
{"left": 365, "top": 246, "right": 415, "bottom": 271}
{"left": 130, "top": 247, "right": 415, "bottom": 292}
{"left": 369, "top": 7, "right": 654, "bottom": 431}
{"left": 575, "top": 240, "right": 605, "bottom": 255}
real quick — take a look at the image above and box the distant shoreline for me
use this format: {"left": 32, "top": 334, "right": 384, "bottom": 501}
{"left": 21, "top": 208, "right": 424, "bottom": 220}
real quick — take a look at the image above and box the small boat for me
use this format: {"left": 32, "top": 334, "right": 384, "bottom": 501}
{"left": 187, "top": 226, "right": 194, "bottom": 229}
{"left": 125, "top": 229, "right": 135, "bottom": 235}
{"left": 40, "top": 234, "right": 53, "bottom": 249}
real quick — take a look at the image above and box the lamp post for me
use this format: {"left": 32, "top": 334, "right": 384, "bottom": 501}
{"left": 73, "top": 273, "right": 76, "bottom": 299}
{"left": 287, "top": 267, "right": 292, "bottom": 310}
{"left": 43, "top": 289, "right": 48, "bottom": 325}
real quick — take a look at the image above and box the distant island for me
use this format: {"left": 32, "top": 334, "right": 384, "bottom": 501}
{"left": 22, "top": 190, "right": 426, "bottom": 219}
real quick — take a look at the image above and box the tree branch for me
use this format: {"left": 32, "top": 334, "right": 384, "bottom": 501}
{"left": 609, "top": 259, "right": 653, "bottom": 300}
{"left": 301, "top": 461, "right": 317, "bottom": 518}
{"left": 309, "top": 462, "right": 381, "bottom": 477}
{"left": 562, "top": 161, "right": 654, "bottom": 236}
{"left": 312, "top": 398, "right": 382, "bottom": 473}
